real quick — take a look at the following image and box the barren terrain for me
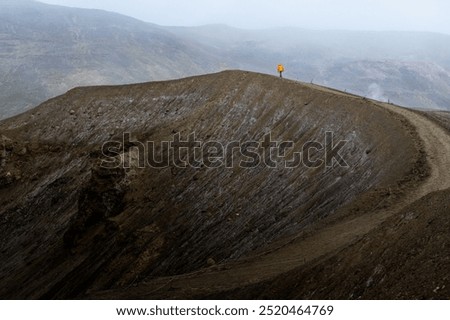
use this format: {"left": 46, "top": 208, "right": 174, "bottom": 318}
{"left": 0, "top": 71, "right": 449, "bottom": 299}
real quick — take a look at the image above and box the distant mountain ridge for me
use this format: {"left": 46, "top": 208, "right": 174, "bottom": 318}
{"left": 1, "top": 0, "right": 450, "bottom": 119}
{"left": 0, "top": 0, "right": 220, "bottom": 118}
{"left": 169, "top": 25, "right": 450, "bottom": 110}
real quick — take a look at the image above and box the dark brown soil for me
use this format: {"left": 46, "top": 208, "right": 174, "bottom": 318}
{"left": 0, "top": 71, "right": 448, "bottom": 299}
{"left": 218, "top": 188, "right": 450, "bottom": 300}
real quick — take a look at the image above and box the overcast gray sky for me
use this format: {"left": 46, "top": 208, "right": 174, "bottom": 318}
{"left": 39, "top": 0, "right": 450, "bottom": 34}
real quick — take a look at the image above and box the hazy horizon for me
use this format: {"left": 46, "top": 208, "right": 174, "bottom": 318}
{"left": 37, "top": 0, "right": 450, "bottom": 35}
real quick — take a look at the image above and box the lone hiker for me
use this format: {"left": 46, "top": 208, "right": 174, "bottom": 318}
{"left": 277, "top": 64, "right": 284, "bottom": 78}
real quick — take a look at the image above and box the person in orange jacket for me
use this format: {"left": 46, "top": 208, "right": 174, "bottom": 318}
{"left": 277, "top": 64, "right": 285, "bottom": 78}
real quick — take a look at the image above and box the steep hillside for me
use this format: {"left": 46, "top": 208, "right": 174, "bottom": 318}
{"left": 228, "top": 188, "right": 450, "bottom": 300}
{"left": 0, "top": 71, "right": 431, "bottom": 299}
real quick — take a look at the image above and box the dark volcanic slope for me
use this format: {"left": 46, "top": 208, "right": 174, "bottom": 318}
{"left": 0, "top": 71, "right": 422, "bottom": 298}
{"left": 234, "top": 188, "right": 450, "bottom": 300}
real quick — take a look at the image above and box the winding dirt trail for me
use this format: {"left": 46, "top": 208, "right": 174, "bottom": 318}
{"left": 90, "top": 93, "right": 450, "bottom": 299}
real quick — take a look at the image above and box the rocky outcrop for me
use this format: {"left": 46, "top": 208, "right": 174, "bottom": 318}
{"left": 63, "top": 165, "right": 127, "bottom": 249}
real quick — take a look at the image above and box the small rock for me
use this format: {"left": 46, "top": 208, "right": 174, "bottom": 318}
{"left": 207, "top": 258, "right": 216, "bottom": 266}
{"left": 404, "top": 212, "right": 416, "bottom": 221}
{"left": 1, "top": 135, "right": 13, "bottom": 152}
{"left": 0, "top": 171, "right": 15, "bottom": 187}
{"left": 18, "top": 147, "right": 28, "bottom": 156}
{"left": 70, "top": 109, "right": 75, "bottom": 115}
